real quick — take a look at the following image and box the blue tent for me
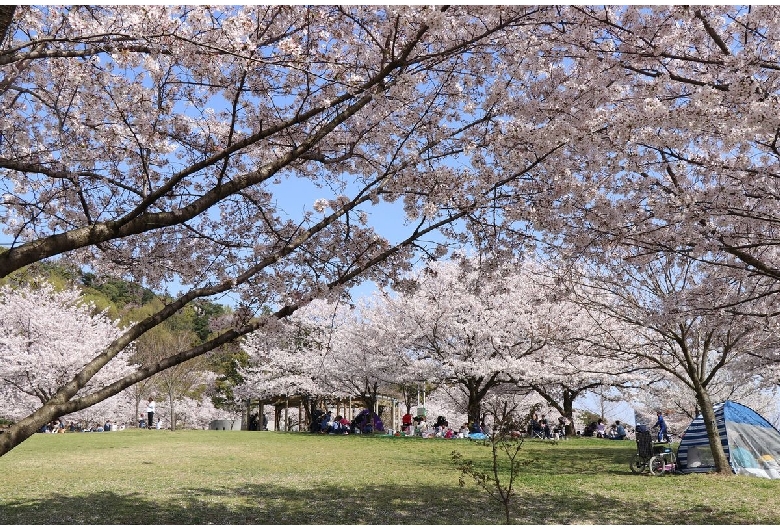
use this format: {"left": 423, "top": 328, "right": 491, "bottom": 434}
{"left": 677, "top": 401, "right": 780, "bottom": 479}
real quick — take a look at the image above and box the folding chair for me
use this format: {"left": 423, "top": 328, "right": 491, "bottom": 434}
{"left": 530, "top": 421, "right": 546, "bottom": 439}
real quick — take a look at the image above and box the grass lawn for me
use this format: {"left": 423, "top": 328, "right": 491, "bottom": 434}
{"left": 0, "top": 429, "right": 778, "bottom": 524}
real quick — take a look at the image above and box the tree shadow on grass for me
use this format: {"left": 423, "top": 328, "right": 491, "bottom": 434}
{"left": 0, "top": 478, "right": 770, "bottom": 525}
{"left": 519, "top": 443, "right": 641, "bottom": 476}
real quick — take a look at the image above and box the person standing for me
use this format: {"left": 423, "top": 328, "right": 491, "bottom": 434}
{"left": 654, "top": 411, "right": 668, "bottom": 442}
{"left": 146, "top": 398, "right": 156, "bottom": 430}
{"left": 402, "top": 412, "right": 413, "bottom": 431}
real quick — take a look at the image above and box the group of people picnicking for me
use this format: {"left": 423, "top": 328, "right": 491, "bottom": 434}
{"left": 311, "top": 409, "right": 385, "bottom": 435}
{"left": 38, "top": 418, "right": 128, "bottom": 433}
{"left": 528, "top": 413, "right": 572, "bottom": 440}
{"left": 315, "top": 410, "right": 353, "bottom": 434}
{"left": 579, "top": 412, "right": 669, "bottom": 441}
{"left": 310, "top": 409, "right": 484, "bottom": 439}
{"left": 398, "top": 413, "right": 486, "bottom": 439}
{"left": 37, "top": 398, "right": 162, "bottom": 433}
{"left": 311, "top": 409, "right": 606, "bottom": 441}
{"left": 582, "top": 418, "right": 636, "bottom": 440}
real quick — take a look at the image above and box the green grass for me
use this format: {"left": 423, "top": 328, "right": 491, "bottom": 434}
{"left": 0, "top": 430, "right": 778, "bottom": 524}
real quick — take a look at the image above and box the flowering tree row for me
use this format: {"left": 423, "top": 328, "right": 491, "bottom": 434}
{"left": 238, "top": 257, "right": 626, "bottom": 430}
{"left": 240, "top": 251, "right": 780, "bottom": 468}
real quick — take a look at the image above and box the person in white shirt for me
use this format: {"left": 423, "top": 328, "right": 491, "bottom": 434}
{"left": 146, "top": 398, "right": 156, "bottom": 430}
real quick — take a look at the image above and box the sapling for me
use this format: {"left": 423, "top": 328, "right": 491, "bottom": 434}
{"left": 451, "top": 399, "right": 533, "bottom": 524}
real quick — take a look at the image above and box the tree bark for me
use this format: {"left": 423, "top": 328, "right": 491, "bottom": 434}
{"left": 0, "top": 6, "right": 14, "bottom": 46}
{"left": 694, "top": 385, "right": 731, "bottom": 474}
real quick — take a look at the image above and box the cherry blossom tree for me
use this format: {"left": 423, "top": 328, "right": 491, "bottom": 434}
{"left": 382, "top": 257, "right": 583, "bottom": 426}
{"left": 238, "top": 296, "right": 412, "bottom": 429}
{"left": 504, "top": 279, "right": 628, "bottom": 434}
{"left": 236, "top": 302, "right": 340, "bottom": 428}
{"left": 569, "top": 251, "right": 780, "bottom": 473}
{"left": 0, "top": 280, "right": 134, "bottom": 421}
{"left": 626, "top": 370, "right": 780, "bottom": 437}
{"left": 171, "top": 395, "right": 223, "bottom": 430}
{"left": 537, "top": 7, "right": 780, "bottom": 314}
{"left": 324, "top": 297, "right": 420, "bottom": 416}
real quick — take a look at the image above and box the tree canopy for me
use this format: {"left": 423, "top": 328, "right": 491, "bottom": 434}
{"left": 3, "top": 6, "right": 780, "bottom": 469}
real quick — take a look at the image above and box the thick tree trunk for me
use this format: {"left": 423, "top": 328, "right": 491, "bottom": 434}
{"left": 695, "top": 387, "right": 731, "bottom": 474}
{"left": 467, "top": 388, "right": 482, "bottom": 428}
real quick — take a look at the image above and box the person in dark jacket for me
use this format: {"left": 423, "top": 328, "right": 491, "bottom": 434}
{"left": 654, "top": 411, "right": 668, "bottom": 442}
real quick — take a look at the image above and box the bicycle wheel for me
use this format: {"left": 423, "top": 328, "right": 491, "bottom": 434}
{"left": 649, "top": 456, "right": 665, "bottom": 476}
{"left": 630, "top": 456, "right": 646, "bottom": 474}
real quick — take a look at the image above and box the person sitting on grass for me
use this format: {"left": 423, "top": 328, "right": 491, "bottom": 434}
{"left": 414, "top": 416, "right": 427, "bottom": 436}
{"left": 529, "top": 413, "right": 544, "bottom": 437}
{"left": 339, "top": 416, "right": 351, "bottom": 434}
{"left": 540, "top": 415, "right": 551, "bottom": 439}
{"left": 596, "top": 419, "right": 606, "bottom": 438}
{"left": 331, "top": 415, "right": 347, "bottom": 434}
{"left": 402, "top": 412, "right": 413, "bottom": 431}
{"left": 608, "top": 420, "right": 626, "bottom": 440}
{"left": 320, "top": 410, "right": 332, "bottom": 433}
{"left": 459, "top": 423, "right": 469, "bottom": 438}
{"left": 469, "top": 420, "right": 482, "bottom": 434}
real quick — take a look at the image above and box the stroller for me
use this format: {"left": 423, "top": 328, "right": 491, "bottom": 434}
{"left": 630, "top": 426, "right": 677, "bottom": 476}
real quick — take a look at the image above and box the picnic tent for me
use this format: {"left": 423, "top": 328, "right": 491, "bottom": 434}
{"left": 677, "top": 400, "right": 780, "bottom": 479}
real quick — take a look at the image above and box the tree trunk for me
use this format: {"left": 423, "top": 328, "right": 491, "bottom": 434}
{"left": 400, "top": 384, "right": 414, "bottom": 415}
{"left": 0, "top": 408, "right": 52, "bottom": 456}
{"left": 0, "top": 6, "right": 15, "bottom": 45}
{"left": 465, "top": 377, "right": 492, "bottom": 427}
{"left": 562, "top": 390, "right": 576, "bottom": 437}
{"left": 695, "top": 387, "right": 730, "bottom": 474}
{"left": 167, "top": 388, "right": 175, "bottom": 431}
{"left": 467, "top": 394, "right": 482, "bottom": 428}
